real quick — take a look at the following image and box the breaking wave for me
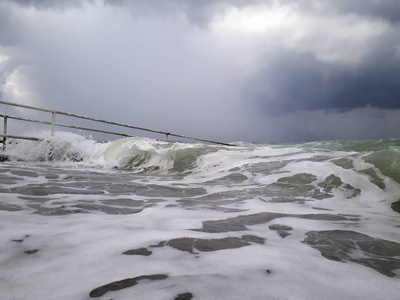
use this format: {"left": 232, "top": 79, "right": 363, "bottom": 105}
{"left": 2, "top": 131, "right": 400, "bottom": 185}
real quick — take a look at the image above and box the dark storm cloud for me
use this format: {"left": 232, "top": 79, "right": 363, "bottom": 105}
{"left": 0, "top": 3, "right": 19, "bottom": 46}
{"left": 10, "top": 0, "right": 94, "bottom": 9}
{"left": 181, "top": 0, "right": 266, "bottom": 26}
{"left": 245, "top": 52, "right": 326, "bottom": 115}
{"left": 272, "top": 0, "right": 400, "bottom": 24}
{"left": 247, "top": 45, "right": 400, "bottom": 116}
{"left": 104, "top": 0, "right": 265, "bottom": 26}
{"left": 178, "top": 0, "right": 400, "bottom": 25}
{"left": 9, "top": 0, "right": 400, "bottom": 25}
{"left": 1, "top": 0, "right": 400, "bottom": 142}
{"left": 326, "top": 0, "right": 400, "bottom": 23}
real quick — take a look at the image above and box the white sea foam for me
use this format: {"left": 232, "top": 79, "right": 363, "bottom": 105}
{"left": 0, "top": 132, "right": 399, "bottom": 299}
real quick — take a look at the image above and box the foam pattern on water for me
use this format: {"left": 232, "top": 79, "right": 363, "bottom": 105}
{"left": 1, "top": 132, "right": 399, "bottom": 300}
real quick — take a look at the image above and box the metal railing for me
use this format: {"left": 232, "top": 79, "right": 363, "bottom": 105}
{"left": 0, "top": 100, "right": 233, "bottom": 147}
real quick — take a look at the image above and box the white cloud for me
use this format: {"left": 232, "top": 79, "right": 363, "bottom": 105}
{"left": 210, "top": 2, "right": 389, "bottom": 67}
{"left": 0, "top": 53, "right": 9, "bottom": 63}
{"left": 1, "top": 66, "right": 39, "bottom": 109}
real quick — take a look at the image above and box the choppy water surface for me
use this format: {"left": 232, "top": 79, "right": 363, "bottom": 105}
{"left": 0, "top": 133, "right": 399, "bottom": 300}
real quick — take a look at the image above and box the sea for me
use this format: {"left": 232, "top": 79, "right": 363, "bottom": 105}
{"left": 0, "top": 131, "right": 399, "bottom": 300}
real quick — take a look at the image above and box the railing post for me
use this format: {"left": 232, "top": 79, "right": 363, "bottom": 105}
{"left": 3, "top": 115, "right": 7, "bottom": 150}
{"left": 51, "top": 111, "right": 55, "bottom": 136}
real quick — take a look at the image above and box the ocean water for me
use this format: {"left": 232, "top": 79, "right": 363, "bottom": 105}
{"left": 0, "top": 132, "right": 399, "bottom": 300}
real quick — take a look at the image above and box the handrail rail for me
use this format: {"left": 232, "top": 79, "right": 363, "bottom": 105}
{"left": 0, "top": 100, "right": 234, "bottom": 146}
{"left": 0, "top": 134, "right": 40, "bottom": 141}
{"left": 0, "top": 114, "right": 134, "bottom": 138}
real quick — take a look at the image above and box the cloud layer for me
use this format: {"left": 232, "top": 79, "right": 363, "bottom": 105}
{"left": 1, "top": 0, "right": 399, "bottom": 142}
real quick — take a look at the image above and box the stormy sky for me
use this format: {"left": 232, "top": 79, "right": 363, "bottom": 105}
{"left": 1, "top": 0, "right": 400, "bottom": 143}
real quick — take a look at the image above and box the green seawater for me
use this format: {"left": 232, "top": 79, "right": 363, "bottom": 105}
{"left": 273, "top": 139, "right": 400, "bottom": 184}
